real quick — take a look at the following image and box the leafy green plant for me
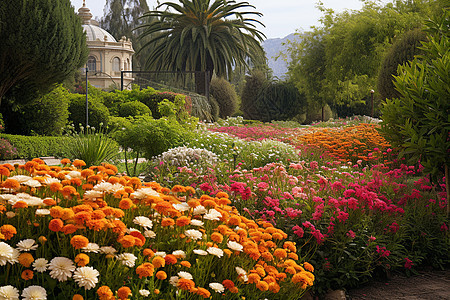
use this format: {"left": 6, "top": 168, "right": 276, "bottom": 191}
{"left": 0, "top": 134, "right": 69, "bottom": 159}
{"left": 210, "top": 77, "right": 238, "bottom": 118}
{"left": 63, "top": 125, "right": 119, "bottom": 167}
{"left": 118, "top": 100, "right": 152, "bottom": 117}
{"left": 379, "top": 10, "right": 449, "bottom": 213}
{"left": 68, "top": 94, "right": 111, "bottom": 130}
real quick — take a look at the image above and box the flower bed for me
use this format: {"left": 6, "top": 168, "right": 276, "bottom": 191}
{"left": 0, "top": 159, "right": 314, "bottom": 299}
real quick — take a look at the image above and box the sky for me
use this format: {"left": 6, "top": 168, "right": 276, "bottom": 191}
{"left": 71, "top": 0, "right": 371, "bottom": 39}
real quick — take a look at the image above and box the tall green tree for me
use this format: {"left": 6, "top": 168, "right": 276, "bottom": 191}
{"left": 137, "top": 0, "right": 266, "bottom": 95}
{"left": 0, "top": 0, "right": 88, "bottom": 107}
{"left": 100, "top": 0, "right": 150, "bottom": 68}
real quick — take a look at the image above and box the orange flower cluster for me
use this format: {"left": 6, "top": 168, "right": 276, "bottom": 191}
{"left": 0, "top": 158, "right": 314, "bottom": 299}
{"left": 296, "top": 123, "right": 392, "bottom": 163}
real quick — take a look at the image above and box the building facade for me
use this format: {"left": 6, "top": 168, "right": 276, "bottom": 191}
{"left": 78, "top": 2, "right": 134, "bottom": 90}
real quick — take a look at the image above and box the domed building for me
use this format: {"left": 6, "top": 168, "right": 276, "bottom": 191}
{"left": 78, "top": 1, "right": 134, "bottom": 90}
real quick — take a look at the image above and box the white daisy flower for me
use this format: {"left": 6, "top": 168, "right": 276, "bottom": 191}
{"left": 35, "top": 209, "right": 51, "bottom": 216}
{"left": 177, "top": 271, "right": 193, "bottom": 280}
{"left": 73, "top": 266, "right": 99, "bottom": 290}
{"left": 235, "top": 266, "right": 248, "bottom": 282}
{"left": 139, "top": 289, "right": 150, "bottom": 297}
{"left": 203, "top": 209, "right": 222, "bottom": 221}
{"left": 193, "top": 205, "right": 207, "bottom": 215}
{"left": 207, "top": 247, "right": 224, "bottom": 258}
{"left": 42, "top": 177, "right": 60, "bottom": 185}
{"left": 65, "top": 171, "right": 82, "bottom": 180}
{"left": 99, "top": 246, "right": 117, "bottom": 255}
{"left": 209, "top": 282, "right": 225, "bottom": 293}
{"left": 83, "top": 190, "right": 103, "bottom": 200}
{"left": 133, "top": 216, "right": 153, "bottom": 229}
{"left": 193, "top": 249, "right": 208, "bottom": 256}
{"left": 189, "top": 219, "right": 204, "bottom": 227}
{"left": 23, "top": 179, "right": 41, "bottom": 188}
{"left": 227, "top": 241, "right": 243, "bottom": 252}
{"left": 0, "top": 285, "right": 19, "bottom": 300}
{"left": 5, "top": 212, "right": 15, "bottom": 218}
{"left": 116, "top": 253, "right": 137, "bottom": 267}
{"left": 154, "top": 251, "right": 166, "bottom": 258}
{"left": 16, "top": 239, "right": 38, "bottom": 252}
{"left": 172, "top": 203, "right": 190, "bottom": 212}
{"left": 0, "top": 242, "right": 15, "bottom": 266}
{"left": 82, "top": 243, "right": 100, "bottom": 253}
{"left": 169, "top": 276, "right": 179, "bottom": 287}
{"left": 21, "top": 285, "right": 47, "bottom": 300}
{"left": 143, "top": 230, "right": 156, "bottom": 238}
{"left": 131, "top": 187, "right": 160, "bottom": 200}
{"left": 184, "top": 229, "right": 202, "bottom": 240}
{"left": 8, "top": 175, "right": 32, "bottom": 183}
{"left": 32, "top": 258, "right": 48, "bottom": 273}
{"left": 48, "top": 257, "right": 75, "bottom": 282}
{"left": 172, "top": 250, "right": 186, "bottom": 259}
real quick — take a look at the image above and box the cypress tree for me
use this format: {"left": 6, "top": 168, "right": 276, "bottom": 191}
{"left": 0, "top": 0, "right": 88, "bottom": 106}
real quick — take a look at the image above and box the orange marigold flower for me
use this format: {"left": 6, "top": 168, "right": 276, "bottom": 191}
{"left": 195, "top": 287, "right": 211, "bottom": 298}
{"left": 216, "top": 191, "right": 229, "bottom": 198}
{"left": 227, "top": 215, "right": 241, "bottom": 226}
{"left": 176, "top": 216, "right": 191, "bottom": 227}
{"left": 256, "top": 280, "right": 269, "bottom": 291}
{"left": 86, "top": 219, "right": 107, "bottom": 232}
{"left": 248, "top": 273, "right": 261, "bottom": 284}
{"left": 136, "top": 262, "right": 155, "bottom": 278}
{"left": 117, "top": 286, "right": 132, "bottom": 300}
{"left": 2, "top": 178, "right": 20, "bottom": 190}
{"left": 202, "top": 199, "right": 216, "bottom": 208}
{"left": 73, "top": 159, "right": 86, "bottom": 168}
{"left": 154, "top": 201, "right": 172, "bottom": 215}
{"left": 152, "top": 256, "right": 165, "bottom": 268}
{"left": 187, "top": 199, "right": 200, "bottom": 208}
{"left": 156, "top": 270, "right": 167, "bottom": 280}
{"left": 62, "top": 186, "right": 77, "bottom": 197}
{"left": 118, "top": 198, "right": 133, "bottom": 210}
{"left": 303, "top": 262, "right": 314, "bottom": 272}
{"left": 161, "top": 218, "right": 175, "bottom": 227}
{"left": 119, "top": 235, "right": 135, "bottom": 248}
{"left": 129, "top": 231, "right": 146, "bottom": 247}
{"left": 180, "top": 260, "right": 191, "bottom": 268}
{"left": 82, "top": 183, "right": 93, "bottom": 190}
{"left": 143, "top": 248, "right": 155, "bottom": 258}
{"left": 13, "top": 201, "right": 28, "bottom": 209}
{"left": 21, "top": 269, "right": 34, "bottom": 280}
{"left": 222, "top": 279, "right": 235, "bottom": 289}
{"left": 210, "top": 232, "right": 223, "bottom": 243}
{"left": 50, "top": 206, "right": 64, "bottom": 219}
{"left": 74, "top": 211, "right": 92, "bottom": 225}
{"left": 62, "top": 224, "right": 78, "bottom": 235}
{"left": 171, "top": 185, "right": 186, "bottom": 193}
{"left": 268, "top": 282, "right": 280, "bottom": 293}
{"left": 217, "top": 197, "right": 231, "bottom": 205}
{"left": 0, "top": 167, "right": 10, "bottom": 177}
{"left": 75, "top": 253, "right": 90, "bottom": 266}
{"left": 262, "top": 252, "right": 273, "bottom": 262}
{"left": 177, "top": 278, "right": 195, "bottom": 291}
{"left": 291, "top": 272, "right": 313, "bottom": 289}
{"left": 43, "top": 198, "right": 57, "bottom": 206}
{"left": 70, "top": 235, "right": 89, "bottom": 249}
{"left": 60, "top": 158, "right": 71, "bottom": 165}
{"left": 48, "top": 218, "right": 64, "bottom": 232}
{"left": 18, "top": 253, "right": 34, "bottom": 267}
{"left": 273, "top": 248, "right": 287, "bottom": 259}
{"left": 164, "top": 254, "right": 177, "bottom": 265}
{"left": 97, "top": 286, "right": 114, "bottom": 300}
{"left": 108, "top": 176, "right": 120, "bottom": 184}
{"left": 283, "top": 241, "right": 297, "bottom": 253}
{"left": 288, "top": 252, "right": 299, "bottom": 260}
{"left": 72, "top": 294, "right": 84, "bottom": 300}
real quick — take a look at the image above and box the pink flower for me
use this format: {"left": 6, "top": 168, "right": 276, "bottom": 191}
{"left": 404, "top": 257, "right": 413, "bottom": 269}
{"left": 368, "top": 236, "right": 376, "bottom": 242}
{"left": 293, "top": 225, "right": 304, "bottom": 238}
{"left": 310, "top": 161, "right": 319, "bottom": 169}
{"left": 336, "top": 211, "right": 349, "bottom": 223}
{"left": 346, "top": 230, "right": 356, "bottom": 239}
{"left": 441, "top": 223, "right": 448, "bottom": 232}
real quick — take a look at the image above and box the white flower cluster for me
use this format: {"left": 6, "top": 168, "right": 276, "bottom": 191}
{"left": 154, "top": 146, "right": 218, "bottom": 168}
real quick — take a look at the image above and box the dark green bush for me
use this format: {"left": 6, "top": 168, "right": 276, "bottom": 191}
{"left": 107, "top": 116, "right": 133, "bottom": 134}
{"left": 68, "top": 94, "right": 110, "bottom": 130}
{"left": 0, "top": 134, "right": 69, "bottom": 159}
{"left": 209, "top": 97, "right": 220, "bottom": 122}
{"left": 118, "top": 101, "right": 152, "bottom": 117}
{"left": 241, "top": 70, "right": 267, "bottom": 120}
{"left": 210, "top": 77, "right": 238, "bottom": 118}
{"left": 377, "top": 28, "right": 427, "bottom": 101}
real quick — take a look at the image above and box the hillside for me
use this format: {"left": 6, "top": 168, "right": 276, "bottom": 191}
{"left": 262, "top": 33, "right": 302, "bottom": 80}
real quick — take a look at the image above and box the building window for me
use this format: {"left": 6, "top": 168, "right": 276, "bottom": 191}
{"left": 112, "top": 57, "right": 120, "bottom": 72}
{"left": 87, "top": 56, "right": 96, "bottom": 72}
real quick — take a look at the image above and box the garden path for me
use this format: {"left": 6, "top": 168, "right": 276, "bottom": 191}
{"left": 347, "top": 269, "right": 450, "bottom": 300}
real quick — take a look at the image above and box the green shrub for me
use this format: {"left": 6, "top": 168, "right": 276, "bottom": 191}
{"left": 305, "top": 104, "right": 333, "bottom": 124}
{"left": 209, "top": 97, "right": 220, "bottom": 122}
{"left": 210, "top": 77, "right": 238, "bottom": 118}
{"left": 68, "top": 94, "right": 110, "bottom": 130}
{"left": 63, "top": 126, "right": 119, "bottom": 167}
{"left": 118, "top": 101, "right": 152, "bottom": 117}
{"left": 241, "top": 70, "right": 267, "bottom": 120}
{"left": 377, "top": 28, "right": 427, "bottom": 101}
{"left": 0, "top": 138, "right": 17, "bottom": 160}
{"left": 0, "top": 134, "right": 69, "bottom": 159}
{"left": 107, "top": 116, "right": 134, "bottom": 134}
{"left": 189, "top": 94, "right": 213, "bottom": 122}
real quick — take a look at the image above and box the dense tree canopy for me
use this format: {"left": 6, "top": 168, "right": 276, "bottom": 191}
{"left": 137, "top": 0, "right": 266, "bottom": 94}
{"left": 0, "top": 0, "right": 88, "bottom": 107}
{"left": 285, "top": 0, "right": 445, "bottom": 117}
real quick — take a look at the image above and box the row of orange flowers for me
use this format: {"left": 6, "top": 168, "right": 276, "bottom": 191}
{"left": 0, "top": 158, "right": 314, "bottom": 299}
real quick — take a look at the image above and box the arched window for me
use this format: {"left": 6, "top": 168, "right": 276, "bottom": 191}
{"left": 87, "top": 56, "right": 96, "bottom": 72}
{"left": 112, "top": 57, "right": 120, "bottom": 72}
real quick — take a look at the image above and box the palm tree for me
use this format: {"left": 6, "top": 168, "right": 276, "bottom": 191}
{"left": 137, "top": 0, "right": 266, "bottom": 95}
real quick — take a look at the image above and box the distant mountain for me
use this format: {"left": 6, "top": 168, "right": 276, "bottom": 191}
{"left": 262, "top": 33, "right": 302, "bottom": 80}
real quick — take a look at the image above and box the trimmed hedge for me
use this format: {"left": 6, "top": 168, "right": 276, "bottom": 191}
{"left": 0, "top": 134, "right": 70, "bottom": 159}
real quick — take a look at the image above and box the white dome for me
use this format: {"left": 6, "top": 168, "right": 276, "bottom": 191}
{"left": 82, "top": 24, "right": 117, "bottom": 42}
